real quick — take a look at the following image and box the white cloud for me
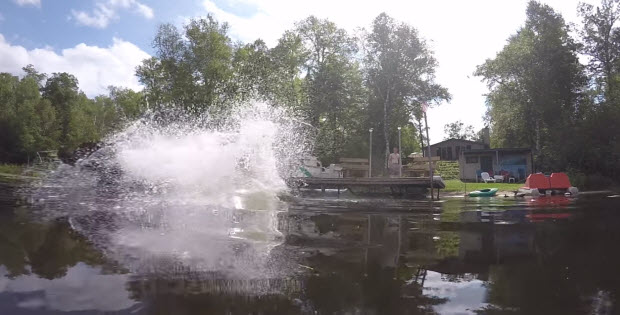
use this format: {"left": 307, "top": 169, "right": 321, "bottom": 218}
{"left": 71, "top": 0, "right": 154, "bottom": 29}
{"left": 13, "top": 0, "right": 41, "bottom": 8}
{"left": 199, "top": 0, "right": 600, "bottom": 142}
{"left": 0, "top": 33, "right": 150, "bottom": 96}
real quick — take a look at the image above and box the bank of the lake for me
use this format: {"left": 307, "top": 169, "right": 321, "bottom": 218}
{"left": 442, "top": 179, "right": 522, "bottom": 193}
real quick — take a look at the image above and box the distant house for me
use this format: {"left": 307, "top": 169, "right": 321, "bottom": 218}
{"left": 423, "top": 138, "right": 488, "bottom": 161}
{"left": 459, "top": 148, "right": 533, "bottom": 182}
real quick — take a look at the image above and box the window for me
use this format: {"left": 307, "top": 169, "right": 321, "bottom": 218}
{"left": 447, "top": 147, "right": 453, "bottom": 160}
{"left": 436, "top": 148, "right": 441, "bottom": 157}
{"left": 441, "top": 147, "right": 447, "bottom": 160}
{"left": 456, "top": 146, "right": 461, "bottom": 158}
{"left": 466, "top": 156, "right": 479, "bottom": 164}
{"left": 466, "top": 145, "right": 472, "bottom": 150}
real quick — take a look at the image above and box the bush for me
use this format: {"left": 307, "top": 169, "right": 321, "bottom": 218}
{"left": 0, "top": 164, "right": 23, "bottom": 175}
{"left": 436, "top": 161, "right": 460, "bottom": 180}
{"left": 567, "top": 169, "right": 614, "bottom": 190}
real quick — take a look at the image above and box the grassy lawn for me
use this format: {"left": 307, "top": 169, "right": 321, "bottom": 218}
{"left": 0, "top": 164, "right": 23, "bottom": 175}
{"left": 443, "top": 179, "right": 523, "bottom": 193}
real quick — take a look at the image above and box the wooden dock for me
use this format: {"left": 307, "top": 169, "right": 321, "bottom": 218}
{"left": 289, "top": 177, "right": 445, "bottom": 198}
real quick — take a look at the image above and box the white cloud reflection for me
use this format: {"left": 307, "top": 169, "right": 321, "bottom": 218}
{"left": 0, "top": 263, "right": 137, "bottom": 312}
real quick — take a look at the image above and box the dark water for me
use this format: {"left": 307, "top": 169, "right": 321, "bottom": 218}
{"left": 2, "top": 183, "right": 620, "bottom": 314}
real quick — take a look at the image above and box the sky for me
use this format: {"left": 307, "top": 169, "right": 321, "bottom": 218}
{"left": 0, "top": 0, "right": 600, "bottom": 143}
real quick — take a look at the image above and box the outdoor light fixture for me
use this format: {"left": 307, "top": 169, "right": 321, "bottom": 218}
{"left": 398, "top": 127, "right": 402, "bottom": 177}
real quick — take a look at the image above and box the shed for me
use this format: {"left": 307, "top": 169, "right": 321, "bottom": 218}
{"left": 459, "top": 148, "right": 533, "bottom": 182}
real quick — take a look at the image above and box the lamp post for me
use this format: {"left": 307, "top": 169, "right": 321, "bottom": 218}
{"left": 397, "top": 126, "right": 402, "bottom": 177}
{"left": 368, "top": 128, "right": 373, "bottom": 178}
{"left": 424, "top": 110, "right": 434, "bottom": 200}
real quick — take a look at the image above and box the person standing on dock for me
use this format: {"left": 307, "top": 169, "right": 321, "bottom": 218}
{"left": 388, "top": 147, "right": 401, "bottom": 178}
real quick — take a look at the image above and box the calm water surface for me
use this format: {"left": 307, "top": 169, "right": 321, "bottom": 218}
{"left": 1, "top": 183, "right": 619, "bottom": 315}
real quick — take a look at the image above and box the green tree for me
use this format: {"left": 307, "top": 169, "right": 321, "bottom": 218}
{"left": 578, "top": 0, "right": 620, "bottom": 99}
{"left": 0, "top": 71, "right": 59, "bottom": 163}
{"left": 232, "top": 39, "right": 272, "bottom": 102}
{"left": 475, "top": 1, "right": 587, "bottom": 171}
{"left": 42, "top": 73, "right": 80, "bottom": 149}
{"left": 577, "top": 0, "right": 620, "bottom": 178}
{"left": 443, "top": 120, "right": 476, "bottom": 140}
{"left": 364, "top": 13, "right": 450, "bottom": 171}
{"left": 266, "top": 31, "right": 308, "bottom": 109}
{"left": 108, "top": 86, "right": 147, "bottom": 121}
{"left": 22, "top": 64, "right": 47, "bottom": 88}
{"left": 137, "top": 16, "right": 236, "bottom": 113}
{"left": 295, "top": 16, "right": 367, "bottom": 163}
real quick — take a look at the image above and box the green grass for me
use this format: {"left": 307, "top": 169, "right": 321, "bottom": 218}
{"left": 443, "top": 179, "right": 523, "bottom": 193}
{"left": 0, "top": 164, "right": 23, "bottom": 175}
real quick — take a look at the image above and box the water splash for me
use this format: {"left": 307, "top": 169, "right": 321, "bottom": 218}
{"left": 26, "top": 102, "right": 311, "bottom": 278}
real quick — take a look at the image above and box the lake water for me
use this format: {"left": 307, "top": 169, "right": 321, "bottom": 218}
{"left": 1, "top": 182, "right": 619, "bottom": 314}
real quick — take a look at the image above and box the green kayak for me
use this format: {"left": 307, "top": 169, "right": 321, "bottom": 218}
{"left": 469, "top": 188, "right": 499, "bottom": 197}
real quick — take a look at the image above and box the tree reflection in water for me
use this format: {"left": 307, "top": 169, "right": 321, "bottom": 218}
{"left": 2, "top": 195, "right": 620, "bottom": 314}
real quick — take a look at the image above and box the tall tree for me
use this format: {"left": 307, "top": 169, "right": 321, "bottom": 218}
{"left": 42, "top": 73, "right": 80, "bottom": 149}
{"left": 577, "top": 0, "right": 620, "bottom": 177}
{"left": 579, "top": 0, "right": 620, "bottom": 99}
{"left": 476, "top": 1, "right": 586, "bottom": 171}
{"left": 266, "top": 31, "right": 308, "bottom": 109}
{"left": 0, "top": 71, "right": 59, "bottom": 163}
{"left": 136, "top": 16, "right": 235, "bottom": 113}
{"left": 443, "top": 120, "right": 476, "bottom": 140}
{"left": 295, "top": 16, "right": 367, "bottom": 163}
{"left": 364, "top": 13, "right": 449, "bottom": 170}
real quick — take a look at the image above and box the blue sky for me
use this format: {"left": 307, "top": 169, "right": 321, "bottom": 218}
{"left": 0, "top": 0, "right": 600, "bottom": 142}
{"left": 0, "top": 0, "right": 200, "bottom": 53}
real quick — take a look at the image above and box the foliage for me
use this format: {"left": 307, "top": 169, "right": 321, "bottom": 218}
{"left": 435, "top": 161, "right": 460, "bottom": 180}
{"left": 476, "top": 1, "right": 588, "bottom": 173}
{"left": 9, "top": 3, "right": 620, "bottom": 185}
{"left": 578, "top": 0, "right": 620, "bottom": 99}
{"left": 364, "top": 13, "right": 450, "bottom": 170}
{"left": 566, "top": 169, "right": 614, "bottom": 190}
{"left": 0, "top": 164, "right": 23, "bottom": 175}
{"left": 443, "top": 120, "right": 476, "bottom": 140}
{"left": 0, "top": 65, "right": 146, "bottom": 163}
{"left": 295, "top": 16, "right": 368, "bottom": 164}
{"left": 134, "top": 14, "right": 435, "bottom": 166}
{"left": 473, "top": 0, "right": 620, "bottom": 183}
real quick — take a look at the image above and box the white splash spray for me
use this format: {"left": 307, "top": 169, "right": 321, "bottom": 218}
{"left": 28, "top": 102, "right": 311, "bottom": 278}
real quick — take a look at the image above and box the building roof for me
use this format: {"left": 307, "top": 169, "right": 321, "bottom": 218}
{"left": 424, "top": 138, "right": 485, "bottom": 148}
{"left": 462, "top": 148, "right": 531, "bottom": 155}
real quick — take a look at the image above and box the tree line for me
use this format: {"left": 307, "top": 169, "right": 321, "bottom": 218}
{"left": 0, "top": 66, "right": 146, "bottom": 163}
{"left": 477, "top": 0, "right": 620, "bottom": 184}
{"left": 135, "top": 14, "right": 448, "bottom": 168}
{"left": 2, "top": 1, "right": 620, "bottom": 183}
{"left": 1, "top": 13, "right": 448, "bottom": 171}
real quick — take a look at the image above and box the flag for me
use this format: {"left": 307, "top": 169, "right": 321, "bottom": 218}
{"left": 422, "top": 103, "right": 428, "bottom": 113}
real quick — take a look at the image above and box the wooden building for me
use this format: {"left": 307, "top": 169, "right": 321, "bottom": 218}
{"left": 422, "top": 139, "right": 488, "bottom": 161}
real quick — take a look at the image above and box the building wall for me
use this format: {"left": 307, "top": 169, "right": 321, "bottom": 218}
{"left": 459, "top": 151, "right": 533, "bottom": 181}
{"left": 425, "top": 139, "right": 486, "bottom": 161}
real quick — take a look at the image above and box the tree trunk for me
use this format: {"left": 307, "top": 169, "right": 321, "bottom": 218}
{"left": 383, "top": 90, "right": 390, "bottom": 173}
